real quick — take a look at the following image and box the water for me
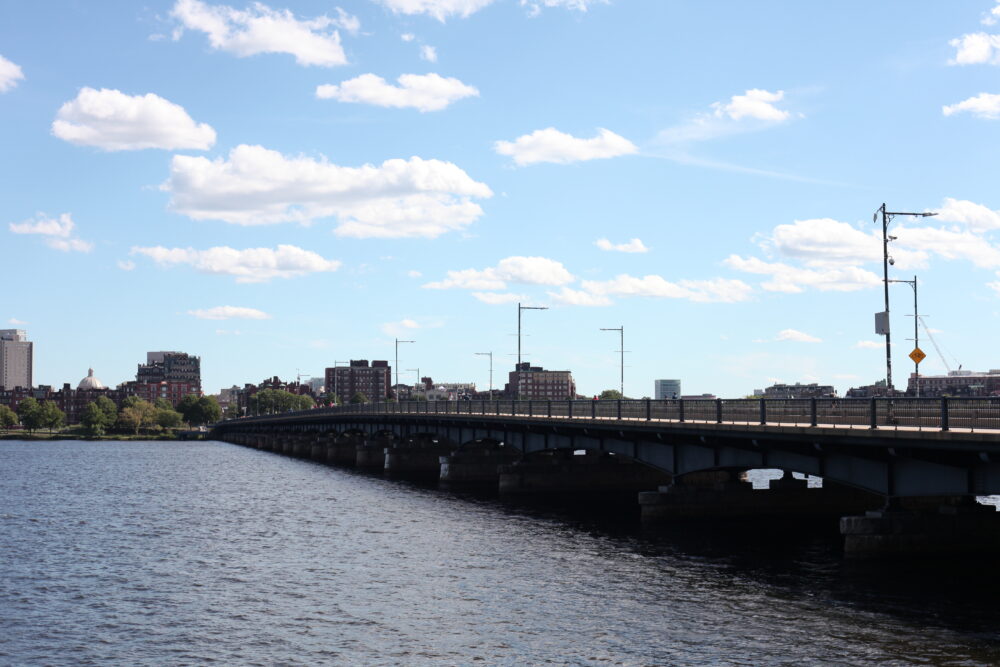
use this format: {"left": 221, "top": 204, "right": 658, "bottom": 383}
{"left": 2, "top": 440, "right": 1000, "bottom": 666}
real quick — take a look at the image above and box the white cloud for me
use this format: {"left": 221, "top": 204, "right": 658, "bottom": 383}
{"left": 724, "top": 255, "right": 881, "bottom": 293}
{"left": 170, "top": 0, "right": 354, "bottom": 66}
{"left": 117, "top": 260, "right": 136, "bottom": 271}
{"left": 188, "top": 305, "right": 272, "bottom": 320}
{"left": 424, "top": 256, "right": 574, "bottom": 290}
{"left": 521, "top": 0, "right": 606, "bottom": 13}
{"left": 658, "top": 88, "right": 796, "bottom": 144}
{"left": 988, "top": 280, "right": 1000, "bottom": 295}
{"left": 758, "top": 217, "right": 928, "bottom": 270}
{"left": 8, "top": 318, "right": 27, "bottom": 325}
{"left": 375, "top": 0, "right": 495, "bottom": 21}
{"left": 547, "top": 287, "right": 612, "bottom": 307}
{"left": 935, "top": 197, "right": 1000, "bottom": 232}
{"left": 407, "top": 270, "right": 423, "bottom": 278}
{"left": 775, "top": 329, "right": 821, "bottom": 343}
{"left": 401, "top": 33, "right": 415, "bottom": 42}
{"left": 495, "top": 127, "right": 637, "bottom": 166}
{"left": 580, "top": 275, "right": 753, "bottom": 303}
{"left": 131, "top": 244, "right": 342, "bottom": 282}
{"left": 854, "top": 340, "right": 883, "bottom": 349}
{"left": 595, "top": 237, "right": 648, "bottom": 253}
{"left": 316, "top": 73, "right": 477, "bottom": 112}
{"left": 381, "top": 318, "right": 421, "bottom": 336}
{"left": 420, "top": 45, "right": 437, "bottom": 62}
{"left": 52, "top": 87, "right": 216, "bottom": 151}
{"left": 9, "top": 213, "right": 93, "bottom": 253}
{"left": 0, "top": 55, "right": 24, "bottom": 93}
{"left": 163, "top": 144, "right": 492, "bottom": 238}
{"left": 949, "top": 32, "right": 1000, "bottom": 65}
{"left": 943, "top": 93, "right": 1000, "bottom": 119}
{"left": 894, "top": 224, "right": 1000, "bottom": 269}
{"left": 712, "top": 89, "right": 790, "bottom": 122}
{"left": 471, "top": 292, "right": 526, "bottom": 305}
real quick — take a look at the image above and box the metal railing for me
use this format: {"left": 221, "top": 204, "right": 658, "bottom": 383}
{"left": 231, "top": 397, "right": 1000, "bottom": 433}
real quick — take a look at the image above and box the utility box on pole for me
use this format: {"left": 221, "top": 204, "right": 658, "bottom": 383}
{"left": 875, "top": 311, "right": 890, "bottom": 336}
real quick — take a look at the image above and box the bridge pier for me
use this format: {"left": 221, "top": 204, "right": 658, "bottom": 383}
{"left": 385, "top": 436, "right": 456, "bottom": 480}
{"left": 498, "top": 450, "right": 671, "bottom": 498}
{"left": 440, "top": 440, "right": 520, "bottom": 488}
{"left": 840, "top": 498, "right": 1000, "bottom": 558}
{"left": 356, "top": 435, "right": 392, "bottom": 470}
{"left": 639, "top": 471, "right": 882, "bottom": 521}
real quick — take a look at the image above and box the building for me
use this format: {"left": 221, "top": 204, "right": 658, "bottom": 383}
{"left": 763, "top": 382, "right": 837, "bottom": 399}
{"left": 0, "top": 368, "right": 126, "bottom": 424}
{"left": 654, "top": 379, "right": 682, "bottom": 400}
{"left": 127, "top": 351, "right": 202, "bottom": 407}
{"left": 325, "top": 360, "right": 391, "bottom": 404}
{"left": 0, "top": 329, "right": 32, "bottom": 390}
{"left": 233, "top": 376, "right": 317, "bottom": 413}
{"left": 503, "top": 362, "right": 576, "bottom": 400}
{"left": 845, "top": 380, "right": 898, "bottom": 398}
{"left": 906, "top": 369, "right": 1000, "bottom": 397}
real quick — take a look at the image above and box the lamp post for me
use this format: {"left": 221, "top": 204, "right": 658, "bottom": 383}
{"left": 874, "top": 203, "right": 936, "bottom": 393}
{"left": 475, "top": 352, "right": 493, "bottom": 399}
{"left": 600, "top": 326, "right": 624, "bottom": 398}
{"left": 888, "top": 276, "right": 920, "bottom": 397}
{"left": 394, "top": 338, "right": 414, "bottom": 401}
{"left": 517, "top": 302, "right": 548, "bottom": 400}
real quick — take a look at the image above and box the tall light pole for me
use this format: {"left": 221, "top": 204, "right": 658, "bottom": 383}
{"left": 600, "top": 326, "right": 624, "bottom": 397}
{"left": 394, "top": 338, "right": 414, "bottom": 401}
{"left": 888, "top": 276, "right": 920, "bottom": 397}
{"left": 475, "top": 351, "right": 493, "bottom": 399}
{"left": 874, "top": 203, "right": 936, "bottom": 394}
{"left": 517, "top": 302, "right": 548, "bottom": 368}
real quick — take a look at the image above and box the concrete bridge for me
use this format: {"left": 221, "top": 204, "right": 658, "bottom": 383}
{"left": 212, "top": 397, "right": 1000, "bottom": 557}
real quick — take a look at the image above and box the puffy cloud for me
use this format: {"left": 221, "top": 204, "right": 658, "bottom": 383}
{"left": 375, "top": 0, "right": 495, "bottom": 21}
{"left": 759, "top": 217, "right": 926, "bottom": 269}
{"left": 381, "top": 318, "right": 421, "bottom": 336}
{"left": 188, "top": 305, "right": 272, "bottom": 320}
{"left": 893, "top": 225, "right": 1000, "bottom": 269}
{"left": 52, "top": 87, "right": 216, "bottom": 151}
{"left": 935, "top": 197, "right": 1000, "bottom": 232}
{"left": 949, "top": 32, "right": 1000, "bottom": 65}
{"left": 943, "top": 92, "right": 1000, "bottom": 119}
{"left": 8, "top": 318, "right": 28, "bottom": 325}
{"left": 580, "top": 275, "right": 753, "bottom": 303}
{"left": 424, "top": 256, "right": 574, "bottom": 290}
{"left": 724, "top": 255, "right": 881, "bottom": 293}
{"left": 131, "top": 244, "right": 341, "bottom": 282}
{"left": 420, "top": 45, "right": 437, "bottom": 62}
{"left": 547, "top": 287, "right": 612, "bottom": 307}
{"left": 495, "top": 127, "right": 637, "bottom": 166}
{"left": 401, "top": 33, "right": 415, "bottom": 42}
{"left": 9, "top": 213, "right": 93, "bottom": 253}
{"left": 407, "top": 270, "right": 423, "bottom": 278}
{"left": 170, "top": 0, "right": 353, "bottom": 67}
{"left": 658, "top": 88, "right": 796, "bottom": 144}
{"left": 712, "top": 89, "right": 790, "bottom": 121}
{"left": 595, "top": 237, "right": 648, "bottom": 253}
{"left": 163, "top": 144, "right": 492, "bottom": 238}
{"left": 775, "top": 329, "right": 821, "bottom": 343}
{"left": 521, "top": 0, "right": 606, "bottom": 13}
{"left": 0, "top": 54, "right": 24, "bottom": 92}
{"left": 854, "top": 340, "right": 884, "bottom": 349}
{"left": 117, "top": 260, "right": 136, "bottom": 271}
{"left": 472, "top": 292, "right": 525, "bottom": 305}
{"left": 316, "top": 73, "right": 477, "bottom": 112}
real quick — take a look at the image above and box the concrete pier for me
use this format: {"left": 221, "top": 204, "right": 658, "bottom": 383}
{"left": 356, "top": 436, "right": 392, "bottom": 470}
{"left": 328, "top": 433, "right": 362, "bottom": 466}
{"left": 498, "top": 450, "right": 671, "bottom": 497}
{"left": 385, "top": 437, "right": 456, "bottom": 479}
{"left": 440, "top": 440, "right": 520, "bottom": 487}
{"left": 639, "top": 471, "right": 882, "bottom": 521}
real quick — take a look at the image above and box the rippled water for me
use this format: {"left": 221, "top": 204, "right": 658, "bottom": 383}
{"left": 3, "top": 440, "right": 1000, "bottom": 666}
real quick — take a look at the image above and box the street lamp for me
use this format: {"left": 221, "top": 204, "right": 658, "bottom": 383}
{"left": 600, "top": 326, "right": 624, "bottom": 398}
{"left": 394, "top": 338, "right": 414, "bottom": 401}
{"left": 517, "top": 302, "right": 548, "bottom": 367}
{"left": 874, "top": 203, "right": 936, "bottom": 393}
{"left": 475, "top": 352, "right": 493, "bottom": 399}
{"left": 887, "top": 276, "right": 920, "bottom": 397}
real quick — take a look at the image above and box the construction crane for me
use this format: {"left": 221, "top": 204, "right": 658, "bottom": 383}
{"left": 918, "top": 316, "right": 960, "bottom": 374}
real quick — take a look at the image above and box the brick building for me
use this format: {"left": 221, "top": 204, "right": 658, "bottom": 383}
{"left": 325, "top": 360, "right": 391, "bottom": 404}
{"left": 504, "top": 362, "right": 576, "bottom": 400}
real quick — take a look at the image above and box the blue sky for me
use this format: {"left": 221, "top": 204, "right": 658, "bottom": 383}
{"left": 2, "top": 0, "right": 1000, "bottom": 398}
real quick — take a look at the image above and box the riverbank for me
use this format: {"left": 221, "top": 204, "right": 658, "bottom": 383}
{"left": 0, "top": 430, "right": 196, "bottom": 441}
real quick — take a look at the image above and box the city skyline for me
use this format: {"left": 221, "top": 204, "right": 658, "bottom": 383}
{"left": 3, "top": 2, "right": 1000, "bottom": 398}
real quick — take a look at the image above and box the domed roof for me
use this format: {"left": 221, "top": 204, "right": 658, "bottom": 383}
{"left": 78, "top": 368, "right": 106, "bottom": 391}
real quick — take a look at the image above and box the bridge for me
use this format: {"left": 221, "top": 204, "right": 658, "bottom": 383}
{"left": 212, "top": 397, "right": 1000, "bottom": 557}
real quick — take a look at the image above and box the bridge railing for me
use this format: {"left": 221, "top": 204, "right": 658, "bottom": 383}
{"left": 234, "top": 396, "right": 1000, "bottom": 432}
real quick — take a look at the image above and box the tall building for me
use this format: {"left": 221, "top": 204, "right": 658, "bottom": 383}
{"left": 123, "top": 350, "right": 202, "bottom": 406}
{"left": 504, "top": 362, "right": 576, "bottom": 400}
{"left": 325, "top": 360, "right": 391, "bottom": 404}
{"left": 0, "top": 329, "right": 32, "bottom": 390}
{"left": 654, "top": 379, "right": 681, "bottom": 400}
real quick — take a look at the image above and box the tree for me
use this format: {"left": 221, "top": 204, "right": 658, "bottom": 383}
{"left": 81, "top": 401, "right": 112, "bottom": 436}
{"left": 350, "top": 392, "right": 369, "bottom": 404}
{"left": 17, "top": 398, "right": 44, "bottom": 434}
{"left": 94, "top": 396, "right": 118, "bottom": 426}
{"left": 175, "top": 394, "right": 200, "bottom": 422}
{"left": 39, "top": 401, "right": 65, "bottom": 433}
{"left": 0, "top": 405, "right": 18, "bottom": 431}
{"left": 153, "top": 398, "right": 174, "bottom": 411}
{"left": 118, "top": 398, "right": 156, "bottom": 435}
{"left": 179, "top": 395, "right": 222, "bottom": 425}
{"left": 247, "top": 390, "right": 311, "bottom": 416}
{"left": 599, "top": 389, "right": 623, "bottom": 400}
{"left": 223, "top": 403, "right": 241, "bottom": 419}
{"left": 155, "top": 407, "right": 184, "bottom": 429}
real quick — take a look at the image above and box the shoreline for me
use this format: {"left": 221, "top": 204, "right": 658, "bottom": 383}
{"left": 0, "top": 432, "right": 200, "bottom": 441}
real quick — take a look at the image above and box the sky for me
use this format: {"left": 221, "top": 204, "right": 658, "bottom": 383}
{"left": 2, "top": 1, "right": 1000, "bottom": 398}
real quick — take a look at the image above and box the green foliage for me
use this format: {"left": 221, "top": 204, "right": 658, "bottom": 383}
{"left": 38, "top": 401, "right": 65, "bottom": 433}
{"left": 247, "top": 389, "right": 311, "bottom": 416}
{"left": 0, "top": 404, "right": 18, "bottom": 430}
{"left": 153, "top": 398, "right": 174, "bottom": 411}
{"left": 81, "top": 401, "right": 113, "bottom": 436}
{"left": 17, "top": 398, "right": 44, "bottom": 433}
{"left": 194, "top": 396, "right": 222, "bottom": 424}
{"left": 175, "top": 394, "right": 200, "bottom": 422}
{"left": 155, "top": 407, "right": 184, "bottom": 429}
{"left": 599, "top": 389, "right": 623, "bottom": 400}
{"left": 118, "top": 398, "right": 157, "bottom": 435}
{"left": 223, "top": 403, "right": 241, "bottom": 419}
{"left": 94, "top": 396, "right": 118, "bottom": 425}
{"left": 350, "top": 392, "right": 369, "bottom": 404}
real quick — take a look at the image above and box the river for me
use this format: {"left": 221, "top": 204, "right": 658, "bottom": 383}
{"left": 2, "top": 440, "right": 999, "bottom": 666}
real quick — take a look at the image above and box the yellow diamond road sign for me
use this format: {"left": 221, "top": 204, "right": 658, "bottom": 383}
{"left": 909, "top": 347, "right": 926, "bottom": 364}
